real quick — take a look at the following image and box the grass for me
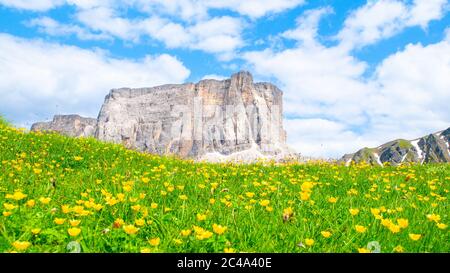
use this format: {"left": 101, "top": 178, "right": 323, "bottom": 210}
{"left": 0, "top": 121, "right": 449, "bottom": 253}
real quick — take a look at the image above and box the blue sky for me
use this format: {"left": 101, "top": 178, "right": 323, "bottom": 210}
{"left": 0, "top": 0, "right": 449, "bottom": 158}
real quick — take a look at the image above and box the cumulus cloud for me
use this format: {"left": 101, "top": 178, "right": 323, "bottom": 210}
{"left": 0, "top": 33, "right": 190, "bottom": 127}
{"left": 282, "top": 6, "right": 334, "bottom": 47}
{"left": 244, "top": 6, "right": 450, "bottom": 158}
{"left": 201, "top": 74, "right": 227, "bottom": 81}
{"left": 131, "top": 0, "right": 305, "bottom": 20}
{"left": 0, "top": 0, "right": 63, "bottom": 11}
{"left": 27, "top": 16, "right": 111, "bottom": 40}
{"left": 3, "top": 0, "right": 304, "bottom": 57}
{"left": 337, "top": 0, "right": 448, "bottom": 50}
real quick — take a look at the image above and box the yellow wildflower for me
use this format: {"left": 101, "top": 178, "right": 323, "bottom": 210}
{"left": 68, "top": 227, "right": 81, "bottom": 237}
{"left": 355, "top": 225, "right": 367, "bottom": 233}
{"left": 212, "top": 224, "right": 227, "bottom": 235}
{"left": 409, "top": 233, "right": 422, "bottom": 241}
{"left": 12, "top": 241, "right": 31, "bottom": 251}
{"left": 149, "top": 238, "right": 160, "bottom": 246}
{"left": 305, "top": 238, "right": 314, "bottom": 246}
{"left": 349, "top": 208, "right": 360, "bottom": 216}
{"left": 123, "top": 225, "right": 139, "bottom": 235}
{"left": 54, "top": 218, "right": 66, "bottom": 225}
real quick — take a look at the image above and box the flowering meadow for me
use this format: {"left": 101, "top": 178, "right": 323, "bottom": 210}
{"left": 0, "top": 117, "right": 448, "bottom": 253}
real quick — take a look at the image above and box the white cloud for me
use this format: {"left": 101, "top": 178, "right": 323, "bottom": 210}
{"left": 0, "top": 33, "right": 190, "bottom": 127}
{"left": 282, "top": 6, "right": 333, "bottom": 47}
{"left": 76, "top": 6, "right": 138, "bottom": 41}
{"left": 337, "top": 0, "right": 448, "bottom": 50}
{"left": 244, "top": 6, "right": 450, "bottom": 158}
{"left": 201, "top": 74, "right": 227, "bottom": 81}
{"left": 132, "top": 0, "right": 305, "bottom": 20}
{"left": 206, "top": 0, "right": 305, "bottom": 19}
{"left": 27, "top": 16, "right": 111, "bottom": 40}
{"left": 75, "top": 8, "right": 244, "bottom": 56}
{"left": 407, "top": 0, "right": 449, "bottom": 27}
{"left": 0, "top": 0, "right": 63, "bottom": 11}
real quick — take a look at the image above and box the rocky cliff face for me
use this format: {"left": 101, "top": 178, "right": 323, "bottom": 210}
{"left": 341, "top": 128, "right": 450, "bottom": 166}
{"left": 30, "top": 115, "right": 97, "bottom": 138}
{"left": 31, "top": 71, "right": 293, "bottom": 161}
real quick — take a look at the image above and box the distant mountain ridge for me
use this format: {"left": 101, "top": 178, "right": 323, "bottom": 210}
{"left": 341, "top": 127, "right": 450, "bottom": 166}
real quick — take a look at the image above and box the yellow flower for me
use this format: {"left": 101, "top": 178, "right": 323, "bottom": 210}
{"left": 33, "top": 168, "right": 42, "bottom": 175}
{"left": 123, "top": 225, "right": 139, "bottom": 235}
{"left": 12, "top": 241, "right": 31, "bottom": 251}
{"left": 141, "top": 248, "right": 151, "bottom": 253}
{"left": 3, "top": 211, "right": 12, "bottom": 216}
{"left": 305, "top": 238, "right": 314, "bottom": 246}
{"left": 26, "top": 200, "right": 35, "bottom": 207}
{"left": 31, "top": 228, "right": 41, "bottom": 235}
{"left": 61, "top": 205, "right": 71, "bottom": 213}
{"left": 299, "top": 191, "right": 310, "bottom": 201}
{"left": 135, "top": 218, "right": 146, "bottom": 227}
{"left": 371, "top": 208, "right": 380, "bottom": 216}
{"left": 3, "top": 203, "right": 17, "bottom": 210}
{"left": 54, "top": 218, "right": 66, "bottom": 225}
{"left": 259, "top": 199, "right": 270, "bottom": 207}
{"left": 265, "top": 206, "right": 273, "bottom": 212}
{"left": 141, "top": 177, "right": 150, "bottom": 183}
{"left": 68, "top": 227, "right": 81, "bottom": 237}
{"left": 328, "top": 197, "right": 338, "bottom": 203}
{"left": 69, "top": 219, "right": 81, "bottom": 227}
{"left": 409, "top": 233, "right": 422, "bottom": 241}
{"left": 355, "top": 225, "right": 367, "bottom": 233}
{"left": 436, "top": 223, "right": 447, "bottom": 230}
{"left": 196, "top": 230, "right": 213, "bottom": 240}
{"left": 209, "top": 198, "right": 215, "bottom": 204}
{"left": 39, "top": 197, "right": 51, "bottom": 205}
{"left": 426, "top": 214, "right": 441, "bottom": 222}
{"left": 245, "top": 192, "right": 255, "bottom": 198}
{"left": 224, "top": 247, "right": 235, "bottom": 253}
{"left": 381, "top": 218, "right": 392, "bottom": 227}
{"left": 7, "top": 191, "right": 28, "bottom": 201}
{"left": 196, "top": 213, "right": 207, "bottom": 221}
{"left": 212, "top": 224, "right": 227, "bottom": 235}
{"left": 180, "top": 229, "right": 192, "bottom": 237}
{"left": 179, "top": 195, "right": 188, "bottom": 201}
{"left": 149, "top": 238, "right": 160, "bottom": 247}
{"left": 301, "top": 182, "right": 313, "bottom": 192}
{"left": 321, "top": 231, "right": 332, "bottom": 238}
{"left": 388, "top": 224, "right": 401, "bottom": 233}
{"left": 116, "top": 193, "right": 125, "bottom": 201}
{"left": 123, "top": 185, "right": 133, "bottom": 192}
{"left": 173, "top": 239, "right": 183, "bottom": 245}
{"left": 283, "top": 207, "right": 294, "bottom": 217}
{"left": 151, "top": 203, "right": 158, "bottom": 209}
{"left": 349, "top": 208, "right": 360, "bottom": 216}
{"left": 73, "top": 156, "right": 83, "bottom": 161}
{"left": 131, "top": 204, "right": 141, "bottom": 211}
{"left": 393, "top": 245, "right": 404, "bottom": 253}
{"left": 397, "top": 218, "right": 409, "bottom": 229}
{"left": 113, "top": 218, "right": 124, "bottom": 228}
{"left": 358, "top": 247, "right": 371, "bottom": 253}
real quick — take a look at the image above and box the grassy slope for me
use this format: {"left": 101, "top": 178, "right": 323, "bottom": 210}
{"left": 0, "top": 121, "right": 449, "bottom": 253}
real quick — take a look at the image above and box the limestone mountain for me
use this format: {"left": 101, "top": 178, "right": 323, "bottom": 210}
{"left": 341, "top": 128, "right": 450, "bottom": 166}
{"left": 31, "top": 71, "right": 295, "bottom": 162}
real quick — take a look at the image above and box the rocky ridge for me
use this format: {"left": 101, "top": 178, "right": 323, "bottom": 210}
{"left": 341, "top": 128, "right": 450, "bottom": 166}
{"left": 31, "top": 71, "right": 295, "bottom": 162}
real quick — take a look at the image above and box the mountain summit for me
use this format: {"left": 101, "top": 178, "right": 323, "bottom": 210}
{"left": 341, "top": 128, "right": 450, "bottom": 166}
{"left": 31, "top": 71, "right": 295, "bottom": 162}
